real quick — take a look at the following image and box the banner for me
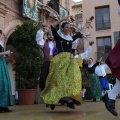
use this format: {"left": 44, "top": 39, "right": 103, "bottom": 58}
{"left": 59, "top": 5, "right": 68, "bottom": 20}
{"left": 23, "top": 0, "right": 38, "bottom": 21}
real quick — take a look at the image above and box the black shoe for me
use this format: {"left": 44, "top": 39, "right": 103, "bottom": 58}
{"left": 67, "top": 102, "right": 75, "bottom": 109}
{"left": 59, "top": 99, "right": 66, "bottom": 105}
{"left": 102, "top": 94, "right": 118, "bottom": 116}
{"left": 50, "top": 105, "right": 55, "bottom": 110}
{"left": 46, "top": 104, "right": 50, "bottom": 107}
{"left": 0, "top": 107, "right": 12, "bottom": 112}
{"left": 92, "top": 98, "right": 96, "bottom": 102}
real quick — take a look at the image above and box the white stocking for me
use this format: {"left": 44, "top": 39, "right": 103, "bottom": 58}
{"left": 108, "top": 79, "right": 120, "bottom": 100}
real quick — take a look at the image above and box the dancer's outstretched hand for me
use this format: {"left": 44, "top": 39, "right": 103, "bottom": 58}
{"left": 89, "top": 41, "right": 94, "bottom": 46}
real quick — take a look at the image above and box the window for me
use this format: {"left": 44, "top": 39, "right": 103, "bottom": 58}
{"left": 114, "top": 31, "right": 120, "bottom": 45}
{"left": 95, "top": 6, "right": 110, "bottom": 30}
{"left": 97, "top": 37, "right": 112, "bottom": 60}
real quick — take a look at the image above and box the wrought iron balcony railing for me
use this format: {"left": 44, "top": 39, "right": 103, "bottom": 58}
{"left": 96, "top": 20, "right": 111, "bottom": 30}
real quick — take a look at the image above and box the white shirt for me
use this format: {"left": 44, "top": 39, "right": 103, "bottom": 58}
{"left": 0, "top": 40, "right": 4, "bottom": 48}
{"left": 95, "top": 64, "right": 108, "bottom": 77}
{"left": 80, "top": 45, "right": 92, "bottom": 59}
{"left": 74, "top": 45, "right": 92, "bottom": 59}
{"left": 35, "top": 29, "right": 54, "bottom": 55}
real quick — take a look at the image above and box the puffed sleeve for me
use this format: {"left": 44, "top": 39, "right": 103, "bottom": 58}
{"left": 51, "top": 25, "right": 59, "bottom": 41}
{"left": 80, "top": 45, "right": 92, "bottom": 59}
{"left": 35, "top": 29, "right": 45, "bottom": 48}
{"left": 72, "top": 32, "right": 83, "bottom": 41}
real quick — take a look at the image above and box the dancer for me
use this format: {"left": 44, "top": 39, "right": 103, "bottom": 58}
{"left": 36, "top": 23, "right": 57, "bottom": 91}
{"left": 95, "top": 63, "right": 109, "bottom": 95}
{"left": 83, "top": 56, "right": 103, "bottom": 101}
{"left": 102, "top": 0, "right": 120, "bottom": 116}
{"left": 41, "top": 16, "right": 93, "bottom": 110}
{"left": 0, "top": 30, "right": 14, "bottom": 112}
{"left": 72, "top": 42, "right": 94, "bottom": 100}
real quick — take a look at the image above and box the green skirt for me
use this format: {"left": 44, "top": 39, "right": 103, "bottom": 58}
{"left": 0, "top": 57, "right": 14, "bottom": 107}
{"left": 41, "top": 52, "right": 82, "bottom": 104}
{"left": 85, "top": 73, "right": 102, "bottom": 100}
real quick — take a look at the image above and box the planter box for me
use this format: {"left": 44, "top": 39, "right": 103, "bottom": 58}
{"left": 18, "top": 89, "right": 36, "bottom": 105}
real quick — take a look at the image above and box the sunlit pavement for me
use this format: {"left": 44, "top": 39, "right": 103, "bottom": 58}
{"left": 0, "top": 100, "right": 120, "bottom": 120}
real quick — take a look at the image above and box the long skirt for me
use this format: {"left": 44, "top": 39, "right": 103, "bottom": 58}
{"left": 85, "top": 73, "right": 102, "bottom": 100}
{"left": 99, "top": 77, "right": 109, "bottom": 91}
{"left": 0, "top": 57, "right": 14, "bottom": 107}
{"left": 39, "top": 61, "right": 50, "bottom": 91}
{"left": 41, "top": 52, "right": 82, "bottom": 104}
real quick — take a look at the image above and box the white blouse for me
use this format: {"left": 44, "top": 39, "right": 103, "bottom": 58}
{"left": 80, "top": 45, "right": 92, "bottom": 59}
{"left": 0, "top": 40, "right": 4, "bottom": 48}
{"left": 95, "top": 64, "right": 108, "bottom": 77}
{"left": 74, "top": 45, "right": 92, "bottom": 59}
{"left": 35, "top": 29, "right": 54, "bottom": 55}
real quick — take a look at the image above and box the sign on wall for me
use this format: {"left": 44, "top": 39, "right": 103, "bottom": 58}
{"left": 23, "top": 0, "right": 38, "bottom": 21}
{"left": 59, "top": 5, "right": 68, "bottom": 20}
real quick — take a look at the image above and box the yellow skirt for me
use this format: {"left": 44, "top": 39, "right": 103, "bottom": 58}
{"left": 41, "top": 52, "right": 82, "bottom": 104}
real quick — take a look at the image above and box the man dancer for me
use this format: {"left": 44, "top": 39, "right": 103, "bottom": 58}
{"left": 36, "top": 23, "right": 57, "bottom": 91}
{"left": 102, "top": 0, "right": 120, "bottom": 116}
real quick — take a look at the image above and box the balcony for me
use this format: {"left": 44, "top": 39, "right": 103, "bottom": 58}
{"left": 96, "top": 20, "right": 110, "bottom": 30}
{"left": 47, "top": 1, "right": 59, "bottom": 13}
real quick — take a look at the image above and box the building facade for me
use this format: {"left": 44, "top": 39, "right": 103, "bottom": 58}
{"left": 0, "top": 0, "right": 75, "bottom": 96}
{"left": 82, "top": 0, "right": 120, "bottom": 73}
{"left": 71, "top": 1, "right": 84, "bottom": 53}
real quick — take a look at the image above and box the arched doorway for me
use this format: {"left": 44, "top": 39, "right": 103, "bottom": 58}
{"left": 5, "top": 32, "right": 18, "bottom": 97}
{"left": 3, "top": 19, "right": 22, "bottom": 97}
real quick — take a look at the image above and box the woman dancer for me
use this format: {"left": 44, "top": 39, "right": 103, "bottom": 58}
{"left": 0, "top": 30, "right": 14, "bottom": 112}
{"left": 83, "top": 56, "right": 103, "bottom": 101}
{"left": 36, "top": 24, "right": 57, "bottom": 91}
{"left": 41, "top": 16, "right": 93, "bottom": 110}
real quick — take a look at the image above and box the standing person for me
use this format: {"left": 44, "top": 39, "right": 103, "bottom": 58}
{"left": 0, "top": 30, "right": 14, "bottom": 112}
{"left": 95, "top": 63, "right": 109, "bottom": 96}
{"left": 83, "top": 56, "right": 103, "bottom": 101}
{"left": 102, "top": 0, "right": 120, "bottom": 116}
{"left": 41, "top": 16, "right": 93, "bottom": 110}
{"left": 36, "top": 24, "right": 57, "bottom": 91}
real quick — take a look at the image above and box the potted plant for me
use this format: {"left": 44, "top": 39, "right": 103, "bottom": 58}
{"left": 12, "top": 20, "right": 43, "bottom": 105}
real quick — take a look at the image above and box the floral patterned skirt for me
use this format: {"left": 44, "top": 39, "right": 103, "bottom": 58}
{"left": 41, "top": 52, "right": 82, "bottom": 104}
{"left": 85, "top": 73, "right": 102, "bottom": 100}
{"left": 0, "top": 57, "right": 13, "bottom": 107}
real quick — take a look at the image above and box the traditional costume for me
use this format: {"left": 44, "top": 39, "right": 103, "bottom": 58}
{"left": 0, "top": 41, "right": 13, "bottom": 111}
{"left": 83, "top": 62, "right": 102, "bottom": 101}
{"left": 102, "top": 40, "right": 120, "bottom": 116}
{"left": 103, "top": 39, "right": 120, "bottom": 114}
{"left": 36, "top": 29, "right": 57, "bottom": 91}
{"left": 101, "top": 1, "right": 120, "bottom": 116}
{"left": 95, "top": 64, "right": 109, "bottom": 94}
{"left": 41, "top": 25, "right": 83, "bottom": 109}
